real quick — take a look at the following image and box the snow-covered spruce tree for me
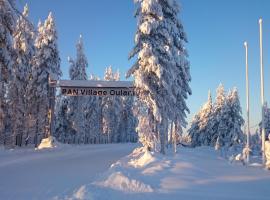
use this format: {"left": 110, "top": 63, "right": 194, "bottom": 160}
{"left": 9, "top": 4, "right": 35, "bottom": 146}
{"left": 188, "top": 91, "right": 213, "bottom": 147}
{"left": 211, "top": 84, "right": 226, "bottom": 147}
{"left": 54, "top": 97, "right": 73, "bottom": 143}
{"left": 84, "top": 75, "right": 102, "bottom": 144}
{"left": 225, "top": 88, "right": 244, "bottom": 147}
{"left": 259, "top": 102, "right": 270, "bottom": 138}
{"left": 187, "top": 114, "right": 200, "bottom": 147}
{"left": 29, "top": 13, "right": 61, "bottom": 145}
{"left": 102, "top": 66, "right": 121, "bottom": 143}
{"left": 118, "top": 96, "right": 138, "bottom": 143}
{"left": 0, "top": 0, "right": 16, "bottom": 145}
{"left": 199, "top": 91, "right": 214, "bottom": 145}
{"left": 215, "top": 87, "right": 244, "bottom": 155}
{"left": 68, "top": 35, "right": 88, "bottom": 144}
{"left": 128, "top": 0, "right": 191, "bottom": 154}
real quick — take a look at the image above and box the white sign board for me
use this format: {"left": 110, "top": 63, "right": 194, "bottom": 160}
{"left": 58, "top": 80, "right": 135, "bottom": 97}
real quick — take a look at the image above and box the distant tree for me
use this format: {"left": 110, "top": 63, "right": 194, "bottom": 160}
{"left": 212, "top": 84, "right": 226, "bottom": 147}
{"left": 259, "top": 102, "right": 270, "bottom": 139}
{"left": 225, "top": 88, "right": 244, "bottom": 147}
{"left": 84, "top": 75, "right": 102, "bottom": 144}
{"left": 188, "top": 91, "right": 213, "bottom": 147}
{"left": 118, "top": 96, "right": 138, "bottom": 143}
{"left": 215, "top": 87, "right": 244, "bottom": 155}
{"left": 128, "top": 0, "right": 191, "bottom": 154}
{"left": 54, "top": 97, "right": 73, "bottom": 143}
{"left": 102, "top": 66, "right": 121, "bottom": 143}
{"left": 68, "top": 35, "right": 88, "bottom": 143}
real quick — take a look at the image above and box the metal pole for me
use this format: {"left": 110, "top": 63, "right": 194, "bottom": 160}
{"left": 244, "top": 41, "right": 250, "bottom": 164}
{"left": 48, "top": 76, "right": 56, "bottom": 138}
{"left": 259, "top": 18, "right": 266, "bottom": 165}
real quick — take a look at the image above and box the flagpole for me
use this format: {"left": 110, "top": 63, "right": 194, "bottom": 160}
{"left": 244, "top": 41, "right": 250, "bottom": 164}
{"left": 259, "top": 18, "right": 266, "bottom": 166}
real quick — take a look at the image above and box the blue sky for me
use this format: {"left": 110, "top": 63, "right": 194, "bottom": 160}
{"left": 17, "top": 0, "right": 270, "bottom": 131}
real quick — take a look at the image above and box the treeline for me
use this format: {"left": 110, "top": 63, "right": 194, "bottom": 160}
{"left": 187, "top": 84, "right": 245, "bottom": 152}
{"left": 0, "top": 3, "right": 61, "bottom": 147}
{"left": 54, "top": 36, "right": 137, "bottom": 144}
{"left": 0, "top": 2, "right": 137, "bottom": 148}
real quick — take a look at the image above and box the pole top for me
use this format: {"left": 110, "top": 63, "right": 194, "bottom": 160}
{"left": 244, "top": 41, "right": 248, "bottom": 47}
{"left": 259, "top": 18, "right": 263, "bottom": 24}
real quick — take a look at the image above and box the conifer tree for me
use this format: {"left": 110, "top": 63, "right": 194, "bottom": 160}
{"left": 128, "top": 0, "right": 191, "bottom": 154}
{"left": 30, "top": 12, "right": 61, "bottom": 144}
{"left": 0, "top": 0, "right": 16, "bottom": 145}
{"left": 68, "top": 35, "right": 88, "bottom": 143}
{"left": 188, "top": 91, "right": 213, "bottom": 147}
{"left": 9, "top": 4, "right": 35, "bottom": 145}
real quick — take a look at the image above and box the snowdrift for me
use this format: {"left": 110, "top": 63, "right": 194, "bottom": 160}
{"left": 37, "top": 136, "right": 62, "bottom": 150}
{"left": 69, "top": 146, "right": 270, "bottom": 200}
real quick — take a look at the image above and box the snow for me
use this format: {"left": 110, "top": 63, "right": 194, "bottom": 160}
{"left": 37, "top": 136, "right": 62, "bottom": 149}
{"left": 68, "top": 146, "right": 270, "bottom": 200}
{"left": 265, "top": 140, "right": 270, "bottom": 168}
{"left": 128, "top": 148, "right": 156, "bottom": 168}
{"left": 0, "top": 143, "right": 137, "bottom": 200}
{"left": 1, "top": 143, "right": 270, "bottom": 200}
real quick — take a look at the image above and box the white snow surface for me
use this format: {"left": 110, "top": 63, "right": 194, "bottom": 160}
{"left": 68, "top": 146, "right": 270, "bottom": 200}
{"left": 0, "top": 143, "right": 137, "bottom": 200}
{"left": 1, "top": 144, "right": 270, "bottom": 200}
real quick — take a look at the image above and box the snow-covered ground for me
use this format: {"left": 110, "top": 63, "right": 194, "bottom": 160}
{"left": 0, "top": 143, "right": 137, "bottom": 200}
{"left": 68, "top": 146, "right": 270, "bottom": 200}
{"left": 1, "top": 144, "right": 270, "bottom": 200}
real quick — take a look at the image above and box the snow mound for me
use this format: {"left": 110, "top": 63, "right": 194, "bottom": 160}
{"left": 72, "top": 185, "right": 87, "bottom": 200}
{"left": 128, "top": 149, "right": 155, "bottom": 168}
{"left": 95, "top": 171, "right": 153, "bottom": 193}
{"left": 37, "top": 136, "right": 61, "bottom": 150}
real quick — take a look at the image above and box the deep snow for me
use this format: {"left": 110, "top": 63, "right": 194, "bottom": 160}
{"left": 0, "top": 143, "right": 137, "bottom": 200}
{"left": 68, "top": 146, "right": 270, "bottom": 200}
{"left": 1, "top": 144, "right": 270, "bottom": 200}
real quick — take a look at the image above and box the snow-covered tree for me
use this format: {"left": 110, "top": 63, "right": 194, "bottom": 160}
{"left": 214, "top": 87, "right": 244, "bottom": 154}
{"left": 84, "top": 75, "right": 102, "bottom": 144}
{"left": 128, "top": 0, "right": 191, "bottom": 154}
{"left": 118, "top": 96, "right": 138, "bottom": 143}
{"left": 68, "top": 35, "right": 88, "bottom": 143}
{"left": 188, "top": 91, "right": 213, "bottom": 147}
{"left": 211, "top": 84, "right": 226, "bottom": 147}
{"left": 259, "top": 102, "right": 270, "bottom": 138}
{"left": 29, "top": 12, "right": 61, "bottom": 144}
{"left": 54, "top": 97, "right": 74, "bottom": 143}
{"left": 225, "top": 88, "right": 244, "bottom": 147}
{"left": 102, "top": 66, "right": 121, "bottom": 143}
{"left": 0, "top": 0, "right": 17, "bottom": 145}
{"left": 9, "top": 4, "right": 35, "bottom": 146}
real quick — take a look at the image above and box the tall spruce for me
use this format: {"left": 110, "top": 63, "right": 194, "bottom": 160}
{"left": 0, "top": 0, "right": 16, "bottom": 145}
{"left": 128, "top": 0, "right": 191, "bottom": 154}
{"left": 30, "top": 12, "right": 61, "bottom": 144}
{"left": 188, "top": 91, "right": 213, "bottom": 147}
{"left": 68, "top": 35, "right": 88, "bottom": 143}
{"left": 10, "top": 4, "right": 35, "bottom": 146}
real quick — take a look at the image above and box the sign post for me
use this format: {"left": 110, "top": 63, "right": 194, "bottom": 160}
{"left": 48, "top": 79, "right": 135, "bottom": 137}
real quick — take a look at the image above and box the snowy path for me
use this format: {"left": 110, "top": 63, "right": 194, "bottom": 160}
{"left": 0, "top": 143, "right": 137, "bottom": 200}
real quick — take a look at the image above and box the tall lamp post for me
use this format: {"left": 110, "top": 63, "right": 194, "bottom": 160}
{"left": 259, "top": 18, "right": 266, "bottom": 165}
{"left": 244, "top": 41, "right": 250, "bottom": 164}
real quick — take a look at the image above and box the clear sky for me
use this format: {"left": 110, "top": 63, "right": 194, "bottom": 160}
{"left": 16, "top": 0, "right": 270, "bottom": 132}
